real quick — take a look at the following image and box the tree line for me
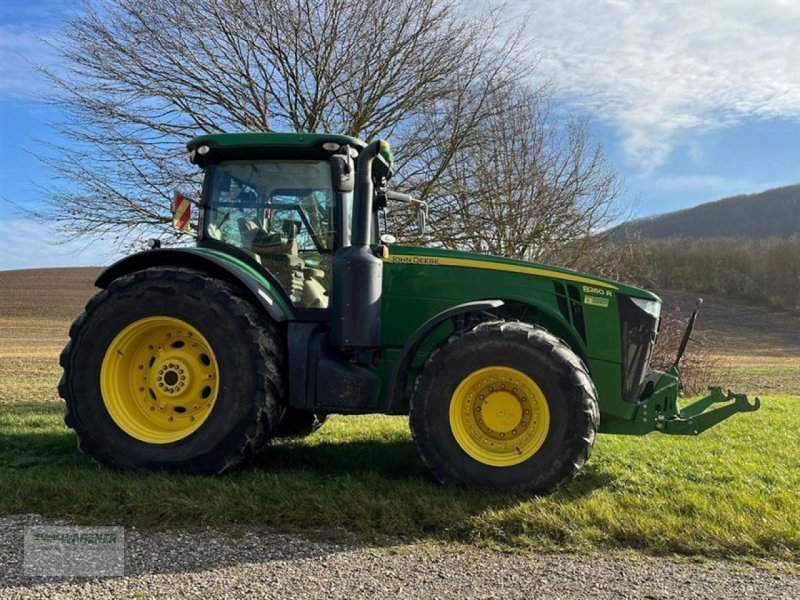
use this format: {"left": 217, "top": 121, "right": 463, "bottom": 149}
{"left": 623, "top": 237, "right": 800, "bottom": 312}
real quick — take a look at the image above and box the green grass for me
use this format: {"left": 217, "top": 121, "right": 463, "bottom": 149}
{"left": 1, "top": 397, "right": 798, "bottom": 561}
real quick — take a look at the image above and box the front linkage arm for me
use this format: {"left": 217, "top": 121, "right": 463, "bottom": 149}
{"left": 632, "top": 369, "right": 761, "bottom": 435}
{"left": 641, "top": 297, "right": 760, "bottom": 435}
{"left": 608, "top": 297, "right": 761, "bottom": 436}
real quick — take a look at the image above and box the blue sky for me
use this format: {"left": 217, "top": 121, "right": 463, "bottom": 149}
{"left": 1, "top": 0, "right": 799, "bottom": 270}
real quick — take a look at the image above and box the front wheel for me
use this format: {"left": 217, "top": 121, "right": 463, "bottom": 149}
{"left": 409, "top": 320, "right": 599, "bottom": 493}
{"left": 59, "top": 267, "right": 285, "bottom": 474}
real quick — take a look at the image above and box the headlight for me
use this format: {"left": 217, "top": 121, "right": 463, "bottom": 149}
{"left": 630, "top": 297, "right": 661, "bottom": 320}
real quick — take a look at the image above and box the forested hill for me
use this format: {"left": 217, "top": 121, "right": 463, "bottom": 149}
{"left": 622, "top": 184, "right": 800, "bottom": 239}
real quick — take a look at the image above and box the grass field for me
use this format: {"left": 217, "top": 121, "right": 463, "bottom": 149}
{"left": 1, "top": 268, "right": 798, "bottom": 561}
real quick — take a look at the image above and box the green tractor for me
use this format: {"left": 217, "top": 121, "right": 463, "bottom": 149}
{"left": 59, "top": 133, "right": 760, "bottom": 492}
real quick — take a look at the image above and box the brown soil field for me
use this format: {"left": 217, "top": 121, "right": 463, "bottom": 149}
{"left": 659, "top": 289, "right": 800, "bottom": 395}
{"left": 659, "top": 289, "right": 800, "bottom": 358}
{"left": 0, "top": 268, "right": 797, "bottom": 406}
{"left": 0, "top": 268, "right": 101, "bottom": 404}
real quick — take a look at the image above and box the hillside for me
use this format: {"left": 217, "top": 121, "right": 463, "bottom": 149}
{"left": 622, "top": 183, "right": 800, "bottom": 239}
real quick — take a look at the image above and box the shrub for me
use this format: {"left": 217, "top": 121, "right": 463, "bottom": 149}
{"left": 651, "top": 305, "right": 720, "bottom": 396}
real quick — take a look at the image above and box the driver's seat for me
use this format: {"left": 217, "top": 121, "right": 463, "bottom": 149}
{"left": 248, "top": 224, "right": 304, "bottom": 302}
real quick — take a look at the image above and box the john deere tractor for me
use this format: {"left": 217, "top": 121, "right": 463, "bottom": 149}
{"left": 59, "top": 133, "right": 760, "bottom": 492}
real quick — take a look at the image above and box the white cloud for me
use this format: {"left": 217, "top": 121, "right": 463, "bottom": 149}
{"left": 517, "top": 0, "right": 800, "bottom": 170}
{"left": 0, "top": 217, "right": 123, "bottom": 270}
{"left": 0, "top": 24, "right": 60, "bottom": 101}
{"left": 0, "top": 1, "right": 71, "bottom": 102}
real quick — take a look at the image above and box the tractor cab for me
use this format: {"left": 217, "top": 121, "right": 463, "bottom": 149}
{"left": 203, "top": 158, "right": 336, "bottom": 308}
{"left": 187, "top": 133, "right": 379, "bottom": 310}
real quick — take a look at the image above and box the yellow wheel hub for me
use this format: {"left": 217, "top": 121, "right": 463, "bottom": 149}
{"left": 100, "top": 316, "right": 219, "bottom": 444}
{"left": 449, "top": 366, "right": 550, "bottom": 467}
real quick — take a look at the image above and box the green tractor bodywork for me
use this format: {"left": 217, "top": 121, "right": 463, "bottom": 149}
{"left": 65, "top": 132, "right": 759, "bottom": 491}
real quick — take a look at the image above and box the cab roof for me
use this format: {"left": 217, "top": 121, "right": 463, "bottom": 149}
{"left": 187, "top": 132, "right": 367, "bottom": 167}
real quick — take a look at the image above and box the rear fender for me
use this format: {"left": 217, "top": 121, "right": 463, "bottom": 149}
{"left": 95, "top": 249, "right": 293, "bottom": 322}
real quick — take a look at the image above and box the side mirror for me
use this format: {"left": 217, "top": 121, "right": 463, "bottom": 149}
{"left": 331, "top": 150, "right": 355, "bottom": 193}
{"left": 380, "top": 189, "right": 428, "bottom": 237}
{"left": 171, "top": 191, "right": 196, "bottom": 232}
{"left": 417, "top": 204, "right": 428, "bottom": 236}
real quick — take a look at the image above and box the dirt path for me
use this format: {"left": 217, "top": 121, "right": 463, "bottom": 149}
{"left": 1, "top": 515, "right": 797, "bottom": 600}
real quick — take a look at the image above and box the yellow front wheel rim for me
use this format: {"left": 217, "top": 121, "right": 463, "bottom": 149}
{"left": 100, "top": 316, "right": 219, "bottom": 444}
{"left": 449, "top": 366, "right": 550, "bottom": 467}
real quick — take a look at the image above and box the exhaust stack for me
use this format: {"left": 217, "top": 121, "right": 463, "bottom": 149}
{"left": 330, "top": 140, "right": 388, "bottom": 350}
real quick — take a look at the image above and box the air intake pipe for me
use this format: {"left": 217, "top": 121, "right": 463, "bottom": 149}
{"left": 330, "top": 140, "right": 388, "bottom": 350}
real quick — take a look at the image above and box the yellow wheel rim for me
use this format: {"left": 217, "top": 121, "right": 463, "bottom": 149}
{"left": 449, "top": 366, "right": 550, "bottom": 467}
{"left": 100, "top": 316, "right": 219, "bottom": 444}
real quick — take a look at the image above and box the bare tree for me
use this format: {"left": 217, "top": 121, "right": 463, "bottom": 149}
{"left": 37, "top": 0, "right": 628, "bottom": 275}
{"left": 37, "top": 0, "right": 529, "bottom": 244}
{"left": 389, "top": 86, "right": 626, "bottom": 273}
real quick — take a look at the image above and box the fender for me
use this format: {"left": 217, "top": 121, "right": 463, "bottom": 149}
{"left": 95, "top": 248, "right": 293, "bottom": 322}
{"left": 386, "top": 300, "right": 504, "bottom": 413}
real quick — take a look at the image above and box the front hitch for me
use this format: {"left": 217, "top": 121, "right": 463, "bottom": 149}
{"left": 603, "top": 297, "right": 761, "bottom": 436}
{"left": 634, "top": 296, "right": 760, "bottom": 435}
{"left": 620, "top": 369, "right": 761, "bottom": 436}
{"left": 662, "top": 385, "right": 760, "bottom": 435}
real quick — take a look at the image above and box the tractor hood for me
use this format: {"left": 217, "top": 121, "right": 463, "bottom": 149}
{"left": 384, "top": 245, "right": 660, "bottom": 302}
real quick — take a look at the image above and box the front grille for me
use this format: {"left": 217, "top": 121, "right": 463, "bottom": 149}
{"left": 618, "top": 295, "right": 659, "bottom": 403}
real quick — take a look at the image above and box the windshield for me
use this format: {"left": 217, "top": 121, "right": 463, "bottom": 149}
{"left": 204, "top": 160, "right": 334, "bottom": 309}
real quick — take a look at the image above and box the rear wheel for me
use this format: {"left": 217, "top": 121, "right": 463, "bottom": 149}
{"left": 59, "top": 267, "right": 285, "bottom": 474}
{"left": 410, "top": 320, "right": 598, "bottom": 493}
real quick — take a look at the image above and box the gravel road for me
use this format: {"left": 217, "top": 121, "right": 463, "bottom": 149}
{"left": 1, "top": 515, "right": 797, "bottom": 599}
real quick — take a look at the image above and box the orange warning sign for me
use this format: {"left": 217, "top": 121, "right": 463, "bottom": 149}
{"left": 172, "top": 192, "right": 191, "bottom": 231}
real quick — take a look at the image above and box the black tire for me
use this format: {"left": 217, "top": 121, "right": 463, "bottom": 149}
{"left": 275, "top": 408, "right": 328, "bottom": 439}
{"left": 58, "top": 267, "right": 285, "bottom": 474}
{"left": 409, "top": 320, "right": 599, "bottom": 493}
